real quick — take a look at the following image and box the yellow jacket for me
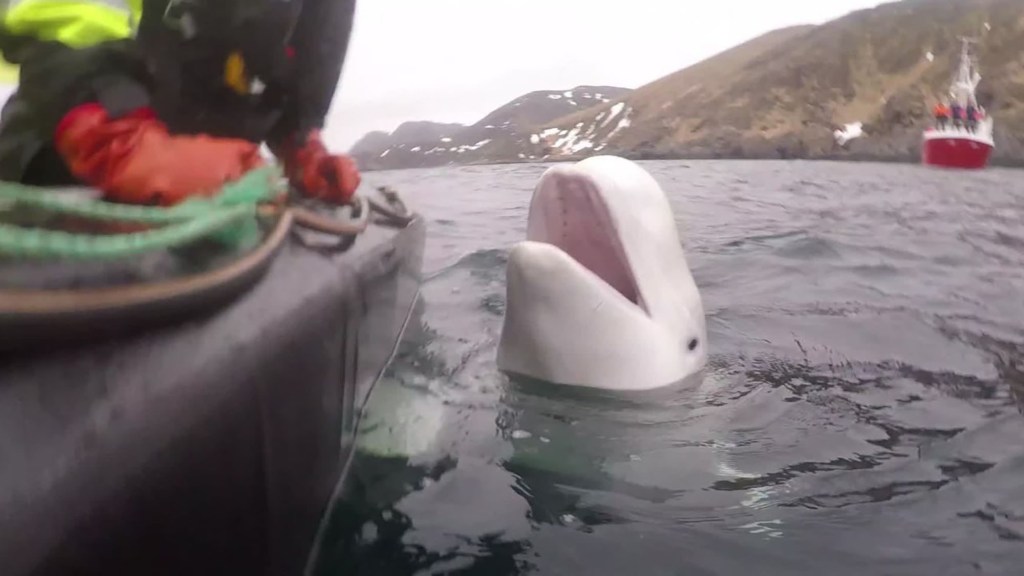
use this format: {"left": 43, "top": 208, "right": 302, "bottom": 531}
{"left": 2, "top": 0, "right": 142, "bottom": 54}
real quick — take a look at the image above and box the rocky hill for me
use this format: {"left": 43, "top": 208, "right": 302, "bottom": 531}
{"left": 349, "top": 120, "right": 464, "bottom": 157}
{"left": 543, "top": 0, "right": 1024, "bottom": 165}
{"left": 351, "top": 0, "right": 1024, "bottom": 170}
{"left": 349, "top": 86, "right": 631, "bottom": 170}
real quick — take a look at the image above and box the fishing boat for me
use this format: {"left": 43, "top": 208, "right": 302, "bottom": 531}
{"left": 0, "top": 171, "right": 425, "bottom": 576}
{"left": 922, "top": 37, "right": 994, "bottom": 169}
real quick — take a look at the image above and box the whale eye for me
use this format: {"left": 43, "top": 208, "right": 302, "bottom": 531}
{"left": 687, "top": 338, "right": 699, "bottom": 352}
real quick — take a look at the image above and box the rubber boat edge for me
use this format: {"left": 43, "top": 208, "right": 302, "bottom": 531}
{"left": 0, "top": 214, "right": 427, "bottom": 576}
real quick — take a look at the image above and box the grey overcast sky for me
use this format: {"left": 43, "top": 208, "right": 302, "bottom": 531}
{"left": 325, "top": 0, "right": 886, "bottom": 151}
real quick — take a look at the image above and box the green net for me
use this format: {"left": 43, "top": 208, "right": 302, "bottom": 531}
{"left": 0, "top": 166, "right": 283, "bottom": 260}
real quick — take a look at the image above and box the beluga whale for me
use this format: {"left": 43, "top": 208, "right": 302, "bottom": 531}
{"left": 497, "top": 155, "right": 706, "bottom": 391}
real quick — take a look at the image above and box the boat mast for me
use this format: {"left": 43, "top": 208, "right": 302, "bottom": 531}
{"left": 950, "top": 36, "right": 980, "bottom": 108}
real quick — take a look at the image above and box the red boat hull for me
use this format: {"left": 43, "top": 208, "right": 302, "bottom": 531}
{"left": 921, "top": 134, "right": 992, "bottom": 169}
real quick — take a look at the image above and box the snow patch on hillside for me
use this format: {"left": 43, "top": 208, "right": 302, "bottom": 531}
{"left": 552, "top": 122, "right": 594, "bottom": 154}
{"left": 601, "top": 102, "right": 627, "bottom": 129}
{"left": 455, "top": 139, "right": 492, "bottom": 153}
{"left": 608, "top": 113, "right": 631, "bottom": 140}
{"left": 833, "top": 121, "right": 863, "bottom": 146}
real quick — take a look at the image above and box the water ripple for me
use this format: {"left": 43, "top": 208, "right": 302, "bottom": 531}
{"left": 316, "top": 160, "right": 1024, "bottom": 576}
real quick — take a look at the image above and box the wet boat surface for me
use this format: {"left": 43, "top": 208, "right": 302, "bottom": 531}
{"left": 0, "top": 217, "right": 426, "bottom": 576}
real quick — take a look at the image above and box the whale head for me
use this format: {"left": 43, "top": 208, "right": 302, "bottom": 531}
{"left": 496, "top": 155, "right": 706, "bottom": 391}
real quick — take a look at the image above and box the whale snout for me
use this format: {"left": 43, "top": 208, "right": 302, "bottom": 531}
{"left": 497, "top": 155, "right": 707, "bottom": 391}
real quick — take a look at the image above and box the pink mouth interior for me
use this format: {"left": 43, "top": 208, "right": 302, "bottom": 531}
{"left": 528, "top": 172, "right": 643, "bottom": 308}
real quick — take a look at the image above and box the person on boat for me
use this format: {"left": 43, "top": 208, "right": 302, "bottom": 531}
{"left": 965, "top": 103, "right": 978, "bottom": 133}
{"left": 950, "top": 102, "right": 963, "bottom": 130}
{"left": 0, "top": 0, "right": 361, "bottom": 207}
{"left": 933, "top": 101, "right": 950, "bottom": 130}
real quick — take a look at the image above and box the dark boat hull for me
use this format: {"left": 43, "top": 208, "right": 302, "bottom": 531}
{"left": 0, "top": 218, "right": 426, "bottom": 576}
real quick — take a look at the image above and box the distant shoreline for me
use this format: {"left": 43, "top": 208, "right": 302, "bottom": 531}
{"left": 358, "top": 152, "right": 1024, "bottom": 173}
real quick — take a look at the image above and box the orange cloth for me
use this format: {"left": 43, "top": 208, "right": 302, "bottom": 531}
{"left": 55, "top": 104, "right": 265, "bottom": 206}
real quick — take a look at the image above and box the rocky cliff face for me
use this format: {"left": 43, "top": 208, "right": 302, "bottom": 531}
{"left": 349, "top": 86, "right": 631, "bottom": 170}
{"left": 351, "top": 0, "right": 1024, "bottom": 170}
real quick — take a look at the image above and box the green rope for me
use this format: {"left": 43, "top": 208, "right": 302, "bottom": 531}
{"left": 0, "top": 165, "right": 283, "bottom": 261}
{"left": 0, "top": 166, "right": 280, "bottom": 223}
{"left": 0, "top": 206, "right": 252, "bottom": 260}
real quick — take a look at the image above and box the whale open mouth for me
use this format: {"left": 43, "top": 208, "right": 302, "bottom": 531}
{"left": 526, "top": 170, "right": 645, "bottom": 311}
